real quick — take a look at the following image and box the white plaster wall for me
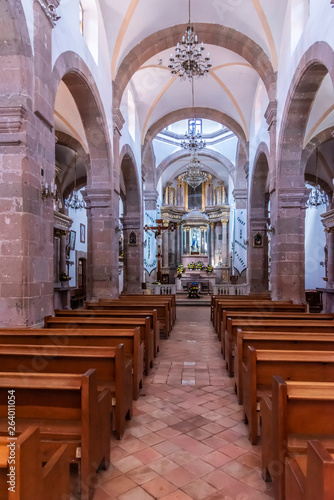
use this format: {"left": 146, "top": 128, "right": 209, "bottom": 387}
{"left": 67, "top": 191, "right": 88, "bottom": 287}
{"left": 305, "top": 202, "right": 327, "bottom": 289}
{"left": 21, "top": 0, "right": 34, "bottom": 51}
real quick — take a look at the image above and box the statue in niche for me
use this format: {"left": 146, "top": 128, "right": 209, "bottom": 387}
{"left": 191, "top": 228, "right": 200, "bottom": 253}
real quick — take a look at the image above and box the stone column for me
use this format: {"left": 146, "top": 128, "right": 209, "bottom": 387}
{"left": 176, "top": 223, "right": 182, "bottom": 263}
{"left": 83, "top": 189, "right": 114, "bottom": 299}
{"left": 270, "top": 187, "right": 309, "bottom": 303}
{"left": 222, "top": 219, "right": 229, "bottom": 266}
{"left": 162, "top": 222, "right": 169, "bottom": 268}
{"left": 210, "top": 222, "right": 215, "bottom": 266}
{"left": 320, "top": 209, "right": 334, "bottom": 312}
{"left": 122, "top": 214, "right": 143, "bottom": 293}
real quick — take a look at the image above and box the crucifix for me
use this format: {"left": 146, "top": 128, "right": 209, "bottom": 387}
{"left": 144, "top": 212, "right": 175, "bottom": 282}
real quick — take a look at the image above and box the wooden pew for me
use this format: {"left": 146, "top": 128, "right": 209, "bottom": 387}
{"left": 211, "top": 292, "right": 272, "bottom": 325}
{"left": 221, "top": 310, "right": 333, "bottom": 345}
{"left": 285, "top": 440, "right": 334, "bottom": 500}
{"left": 219, "top": 302, "right": 307, "bottom": 342}
{"left": 55, "top": 307, "right": 160, "bottom": 356}
{"left": 215, "top": 299, "right": 298, "bottom": 336}
{"left": 225, "top": 319, "right": 334, "bottom": 377}
{"left": 235, "top": 330, "right": 334, "bottom": 404}
{"left": 0, "top": 327, "right": 143, "bottom": 400}
{"left": 260, "top": 377, "right": 334, "bottom": 500}
{"left": 242, "top": 347, "right": 334, "bottom": 444}
{"left": 0, "top": 426, "right": 70, "bottom": 500}
{"left": 45, "top": 315, "right": 154, "bottom": 375}
{"left": 120, "top": 293, "right": 176, "bottom": 327}
{"left": 0, "top": 344, "right": 132, "bottom": 440}
{"left": 0, "top": 370, "right": 110, "bottom": 500}
{"left": 117, "top": 295, "right": 174, "bottom": 336}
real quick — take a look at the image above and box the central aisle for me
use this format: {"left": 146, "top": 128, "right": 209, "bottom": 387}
{"left": 94, "top": 306, "right": 275, "bottom": 500}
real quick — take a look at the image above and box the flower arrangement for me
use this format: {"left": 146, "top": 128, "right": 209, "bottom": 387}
{"left": 177, "top": 264, "right": 185, "bottom": 274}
{"left": 59, "top": 272, "right": 70, "bottom": 282}
{"left": 206, "top": 264, "right": 213, "bottom": 273}
{"left": 152, "top": 280, "right": 162, "bottom": 285}
{"left": 188, "top": 262, "right": 195, "bottom": 270}
{"left": 196, "top": 261, "right": 204, "bottom": 270}
{"left": 188, "top": 282, "right": 200, "bottom": 298}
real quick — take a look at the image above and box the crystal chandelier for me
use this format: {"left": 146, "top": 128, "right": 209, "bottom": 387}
{"left": 306, "top": 148, "right": 328, "bottom": 208}
{"left": 65, "top": 153, "right": 86, "bottom": 210}
{"left": 181, "top": 79, "right": 206, "bottom": 152}
{"left": 168, "top": 0, "right": 212, "bottom": 80}
{"left": 182, "top": 155, "right": 208, "bottom": 189}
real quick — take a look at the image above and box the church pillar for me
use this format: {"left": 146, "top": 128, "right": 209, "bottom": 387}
{"left": 222, "top": 219, "right": 229, "bottom": 266}
{"left": 162, "top": 221, "right": 169, "bottom": 268}
{"left": 320, "top": 209, "right": 334, "bottom": 312}
{"left": 122, "top": 213, "right": 143, "bottom": 293}
{"left": 270, "top": 187, "right": 309, "bottom": 303}
{"left": 176, "top": 224, "right": 182, "bottom": 264}
{"left": 83, "top": 189, "right": 114, "bottom": 299}
{"left": 210, "top": 222, "right": 215, "bottom": 266}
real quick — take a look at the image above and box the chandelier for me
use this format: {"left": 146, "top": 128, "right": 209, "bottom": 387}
{"left": 65, "top": 153, "right": 86, "bottom": 211}
{"left": 181, "top": 79, "right": 206, "bottom": 152}
{"left": 168, "top": 0, "right": 212, "bottom": 80}
{"left": 182, "top": 155, "right": 208, "bottom": 189}
{"left": 306, "top": 147, "right": 328, "bottom": 208}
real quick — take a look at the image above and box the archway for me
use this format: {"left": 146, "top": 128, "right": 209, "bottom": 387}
{"left": 120, "top": 147, "right": 143, "bottom": 293}
{"left": 273, "top": 41, "right": 334, "bottom": 302}
{"left": 248, "top": 148, "right": 270, "bottom": 292}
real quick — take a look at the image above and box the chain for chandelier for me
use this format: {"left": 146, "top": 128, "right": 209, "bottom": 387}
{"left": 181, "top": 79, "right": 206, "bottom": 152}
{"left": 64, "top": 152, "right": 86, "bottom": 210}
{"left": 306, "top": 147, "right": 328, "bottom": 208}
{"left": 182, "top": 154, "right": 208, "bottom": 189}
{"left": 168, "top": 0, "right": 212, "bottom": 80}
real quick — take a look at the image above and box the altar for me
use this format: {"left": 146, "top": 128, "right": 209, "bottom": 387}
{"left": 176, "top": 271, "right": 217, "bottom": 293}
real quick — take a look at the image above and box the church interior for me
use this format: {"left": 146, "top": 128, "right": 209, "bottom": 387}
{"left": 1, "top": 0, "right": 334, "bottom": 499}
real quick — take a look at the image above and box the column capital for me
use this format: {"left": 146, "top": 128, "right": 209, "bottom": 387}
{"left": 278, "top": 187, "right": 310, "bottom": 208}
{"left": 37, "top": 0, "right": 61, "bottom": 27}
{"left": 112, "top": 107, "right": 125, "bottom": 136}
{"left": 321, "top": 208, "right": 334, "bottom": 232}
{"left": 264, "top": 99, "right": 277, "bottom": 130}
{"left": 82, "top": 188, "right": 112, "bottom": 209}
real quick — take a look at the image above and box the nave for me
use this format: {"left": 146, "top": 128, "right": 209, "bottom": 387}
{"left": 92, "top": 306, "right": 274, "bottom": 500}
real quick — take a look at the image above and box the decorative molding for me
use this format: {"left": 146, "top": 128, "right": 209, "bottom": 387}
{"left": 264, "top": 99, "right": 278, "bottom": 130}
{"left": 321, "top": 208, "right": 334, "bottom": 231}
{"left": 0, "top": 106, "right": 27, "bottom": 133}
{"left": 53, "top": 211, "right": 73, "bottom": 232}
{"left": 37, "top": 0, "right": 61, "bottom": 27}
{"left": 82, "top": 188, "right": 112, "bottom": 209}
{"left": 278, "top": 187, "right": 310, "bottom": 209}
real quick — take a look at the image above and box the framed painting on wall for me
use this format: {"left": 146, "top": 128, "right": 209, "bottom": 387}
{"left": 80, "top": 223, "right": 85, "bottom": 243}
{"left": 70, "top": 230, "right": 76, "bottom": 250}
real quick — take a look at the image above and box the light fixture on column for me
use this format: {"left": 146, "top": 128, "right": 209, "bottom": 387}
{"left": 64, "top": 152, "right": 86, "bottom": 210}
{"left": 41, "top": 180, "right": 57, "bottom": 201}
{"left": 306, "top": 147, "right": 328, "bottom": 208}
{"left": 182, "top": 154, "right": 207, "bottom": 189}
{"left": 168, "top": 0, "right": 212, "bottom": 80}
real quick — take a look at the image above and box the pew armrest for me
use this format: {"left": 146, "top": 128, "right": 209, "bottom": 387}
{"left": 260, "top": 395, "right": 273, "bottom": 481}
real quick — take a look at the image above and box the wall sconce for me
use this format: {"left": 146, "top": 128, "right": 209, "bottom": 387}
{"left": 41, "top": 181, "right": 57, "bottom": 201}
{"left": 265, "top": 222, "right": 275, "bottom": 234}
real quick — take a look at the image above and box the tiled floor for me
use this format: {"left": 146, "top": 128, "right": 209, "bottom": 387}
{"left": 93, "top": 306, "right": 275, "bottom": 499}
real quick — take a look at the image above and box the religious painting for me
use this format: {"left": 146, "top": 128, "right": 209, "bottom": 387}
{"left": 80, "top": 223, "right": 85, "bottom": 243}
{"left": 191, "top": 227, "right": 200, "bottom": 253}
{"left": 70, "top": 230, "right": 76, "bottom": 250}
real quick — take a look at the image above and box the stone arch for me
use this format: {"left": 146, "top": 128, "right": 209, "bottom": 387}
{"left": 156, "top": 149, "right": 235, "bottom": 184}
{"left": 55, "top": 131, "right": 90, "bottom": 198}
{"left": 302, "top": 127, "right": 334, "bottom": 194}
{"left": 274, "top": 42, "right": 334, "bottom": 302}
{"left": 120, "top": 144, "right": 143, "bottom": 293}
{"left": 248, "top": 143, "right": 270, "bottom": 292}
{"left": 53, "top": 51, "right": 112, "bottom": 187}
{"left": 113, "top": 23, "right": 277, "bottom": 110}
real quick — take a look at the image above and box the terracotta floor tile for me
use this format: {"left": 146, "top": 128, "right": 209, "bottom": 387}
{"left": 118, "top": 486, "right": 155, "bottom": 500}
{"left": 181, "top": 478, "right": 218, "bottom": 500}
{"left": 99, "top": 474, "right": 137, "bottom": 497}
{"left": 112, "top": 455, "right": 144, "bottom": 473}
{"left": 126, "top": 465, "right": 159, "bottom": 485}
{"left": 202, "top": 450, "right": 232, "bottom": 468}
{"left": 152, "top": 439, "right": 181, "bottom": 456}
{"left": 160, "top": 491, "right": 194, "bottom": 500}
{"left": 119, "top": 438, "right": 148, "bottom": 454}
{"left": 148, "top": 457, "right": 180, "bottom": 475}
{"left": 142, "top": 477, "right": 178, "bottom": 498}
{"left": 183, "top": 458, "right": 215, "bottom": 477}
{"left": 164, "top": 466, "right": 197, "bottom": 487}
{"left": 203, "top": 468, "right": 238, "bottom": 490}
{"left": 133, "top": 447, "right": 163, "bottom": 464}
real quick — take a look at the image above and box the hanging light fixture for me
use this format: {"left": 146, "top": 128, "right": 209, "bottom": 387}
{"left": 168, "top": 0, "right": 212, "bottom": 80}
{"left": 306, "top": 147, "right": 328, "bottom": 208}
{"left": 181, "top": 79, "right": 206, "bottom": 152}
{"left": 64, "top": 152, "right": 86, "bottom": 210}
{"left": 182, "top": 154, "right": 208, "bottom": 189}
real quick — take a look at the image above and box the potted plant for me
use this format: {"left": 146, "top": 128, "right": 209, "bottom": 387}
{"left": 206, "top": 264, "right": 213, "bottom": 273}
{"left": 188, "top": 282, "right": 200, "bottom": 298}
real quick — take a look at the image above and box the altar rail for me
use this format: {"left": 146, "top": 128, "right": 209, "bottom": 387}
{"left": 213, "top": 284, "right": 248, "bottom": 296}
{"left": 146, "top": 285, "right": 176, "bottom": 295}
